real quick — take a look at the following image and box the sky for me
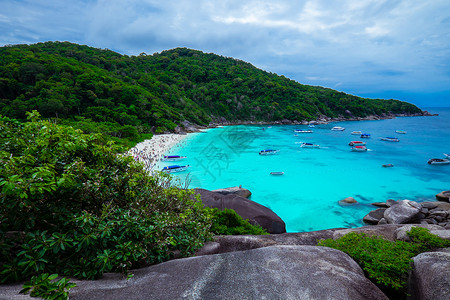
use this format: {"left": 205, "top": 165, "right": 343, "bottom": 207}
{"left": 1, "top": 0, "right": 450, "bottom": 108}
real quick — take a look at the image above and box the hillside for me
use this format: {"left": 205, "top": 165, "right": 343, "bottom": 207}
{"left": 0, "top": 41, "right": 423, "bottom": 142}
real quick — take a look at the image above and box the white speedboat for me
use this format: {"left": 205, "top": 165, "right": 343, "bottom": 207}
{"left": 381, "top": 137, "right": 400, "bottom": 142}
{"left": 443, "top": 153, "right": 450, "bottom": 158}
{"left": 351, "top": 131, "right": 362, "bottom": 135}
{"left": 259, "top": 149, "right": 280, "bottom": 155}
{"left": 294, "top": 129, "right": 313, "bottom": 133}
{"left": 351, "top": 145, "right": 367, "bottom": 152}
{"left": 349, "top": 141, "right": 366, "bottom": 146}
{"left": 331, "top": 126, "right": 345, "bottom": 131}
{"left": 300, "top": 142, "right": 320, "bottom": 148}
{"left": 161, "top": 165, "right": 190, "bottom": 173}
{"left": 428, "top": 158, "right": 450, "bottom": 165}
{"left": 162, "top": 155, "right": 187, "bottom": 161}
{"left": 395, "top": 130, "right": 407, "bottom": 134}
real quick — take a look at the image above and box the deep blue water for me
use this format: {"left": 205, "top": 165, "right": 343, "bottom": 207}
{"left": 160, "top": 108, "right": 450, "bottom": 232}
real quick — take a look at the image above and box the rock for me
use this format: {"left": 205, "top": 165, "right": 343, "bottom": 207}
{"left": 339, "top": 197, "right": 357, "bottom": 205}
{"left": 422, "top": 202, "right": 438, "bottom": 209}
{"left": 384, "top": 200, "right": 421, "bottom": 224}
{"left": 212, "top": 186, "right": 252, "bottom": 198}
{"left": 394, "top": 224, "right": 444, "bottom": 241}
{"left": 436, "top": 190, "right": 450, "bottom": 202}
{"left": 371, "top": 202, "right": 389, "bottom": 208}
{"left": 408, "top": 248, "right": 450, "bottom": 300}
{"left": 386, "top": 199, "right": 397, "bottom": 207}
{"left": 66, "top": 246, "right": 390, "bottom": 299}
{"left": 333, "top": 224, "right": 405, "bottom": 241}
{"left": 429, "top": 210, "right": 448, "bottom": 218}
{"left": 377, "top": 218, "right": 388, "bottom": 225}
{"left": 194, "top": 188, "right": 286, "bottom": 234}
{"left": 363, "top": 208, "right": 387, "bottom": 225}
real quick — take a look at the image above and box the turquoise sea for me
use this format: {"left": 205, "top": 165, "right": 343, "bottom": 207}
{"left": 161, "top": 108, "right": 450, "bottom": 232}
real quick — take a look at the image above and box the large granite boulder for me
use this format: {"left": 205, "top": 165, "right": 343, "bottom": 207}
{"left": 436, "top": 190, "right": 450, "bottom": 202}
{"left": 363, "top": 208, "right": 387, "bottom": 224}
{"left": 30, "top": 246, "right": 386, "bottom": 299}
{"left": 194, "top": 188, "right": 286, "bottom": 234}
{"left": 408, "top": 248, "right": 450, "bottom": 300}
{"left": 384, "top": 200, "right": 421, "bottom": 224}
{"left": 211, "top": 186, "right": 252, "bottom": 198}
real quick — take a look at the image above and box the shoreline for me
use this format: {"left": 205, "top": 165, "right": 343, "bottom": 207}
{"left": 126, "top": 133, "right": 194, "bottom": 172}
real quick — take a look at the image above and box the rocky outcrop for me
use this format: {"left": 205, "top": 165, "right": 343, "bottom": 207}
{"left": 408, "top": 248, "right": 450, "bottom": 300}
{"left": 194, "top": 188, "right": 286, "bottom": 234}
{"left": 436, "top": 190, "right": 450, "bottom": 202}
{"left": 338, "top": 196, "right": 358, "bottom": 205}
{"left": 211, "top": 186, "right": 252, "bottom": 198}
{"left": 364, "top": 200, "right": 450, "bottom": 228}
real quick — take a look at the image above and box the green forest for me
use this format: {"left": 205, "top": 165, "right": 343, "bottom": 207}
{"left": 0, "top": 41, "right": 422, "bottom": 146}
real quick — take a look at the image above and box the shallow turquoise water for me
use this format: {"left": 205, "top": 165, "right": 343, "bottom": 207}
{"left": 161, "top": 108, "right": 450, "bottom": 232}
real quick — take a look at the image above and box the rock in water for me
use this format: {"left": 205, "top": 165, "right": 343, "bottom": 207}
{"left": 339, "top": 197, "right": 357, "bottom": 205}
{"left": 363, "top": 208, "right": 387, "bottom": 225}
{"left": 436, "top": 190, "right": 450, "bottom": 202}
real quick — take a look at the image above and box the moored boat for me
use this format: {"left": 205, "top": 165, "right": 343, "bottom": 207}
{"left": 349, "top": 141, "right": 366, "bottom": 146}
{"left": 444, "top": 153, "right": 450, "bottom": 158}
{"left": 308, "top": 124, "right": 315, "bottom": 128}
{"left": 259, "top": 149, "right": 280, "bottom": 155}
{"left": 331, "top": 126, "right": 345, "bottom": 131}
{"left": 270, "top": 172, "right": 284, "bottom": 175}
{"left": 382, "top": 164, "right": 394, "bottom": 168}
{"left": 351, "top": 145, "right": 367, "bottom": 152}
{"left": 381, "top": 137, "right": 400, "bottom": 142}
{"left": 162, "top": 155, "right": 187, "bottom": 161}
{"left": 395, "top": 130, "right": 407, "bottom": 134}
{"left": 294, "top": 129, "right": 313, "bottom": 133}
{"left": 351, "top": 131, "right": 362, "bottom": 135}
{"left": 161, "top": 165, "right": 190, "bottom": 173}
{"left": 428, "top": 158, "right": 450, "bottom": 165}
{"left": 300, "top": 142, "right": 320, "bottom": 148}
{"left": 360, "top": 133, "right": 371, "bottom": 138}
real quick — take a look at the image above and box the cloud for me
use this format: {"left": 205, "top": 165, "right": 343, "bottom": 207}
{"left": 0, "top": 0, "right": 449, "bottom": 107}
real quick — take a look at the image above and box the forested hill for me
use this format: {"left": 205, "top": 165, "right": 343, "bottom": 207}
{"left": 0, "top": 41, "right": 422, "bottom": 140}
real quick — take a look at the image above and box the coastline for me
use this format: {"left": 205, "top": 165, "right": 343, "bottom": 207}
{"left": 126, "top": 133, "right": 193, "bottom": 172}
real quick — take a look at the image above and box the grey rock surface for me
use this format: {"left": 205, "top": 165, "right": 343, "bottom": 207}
{"left": 384, "top": 200, "right": 421, "bottom": 224}
{"left": 363, "top": 208, "right": 386, "bottom": 224}
{"left": 211, "top": 186, "right": 252, "bottom": 198}
{"left": 195, "top": 188, "right": 286, "bottom": 233}
{"left": 408, "top": 248, "right": 450, "bottom": 300}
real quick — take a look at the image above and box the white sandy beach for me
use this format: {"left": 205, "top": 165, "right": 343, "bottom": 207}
{"left": 126, "top": 133, "right": 191, "bottom": 172}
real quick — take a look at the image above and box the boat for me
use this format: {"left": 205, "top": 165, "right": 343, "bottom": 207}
{"left": 428, "top": 158, "right": 450, "bottom": 165}
{"left": 270, "top": 172, "right": 284, "bottom": 175}
{"left": 351, "top": 145, "right": 367, "bottom": 152}
{"left": 351, "top": 131, "right": 362, "bottom": 135}
{"left": 360, "top": 133, "right": 371, "bottom": 138}
{"left": 331, "top": 126, "right": 345, "bottom": 131}
{"left": 308, "top": 124, "right": 315, "bottom": 128}
{"left": 381, "top": 137, "right": 400, "bottom": 142}
{"left": 382, "top": 164, "right": 394, "bottom": 168}
{"left": 161, "top": 165, "right": 190, "bottom": 173}
{"left": 349, "top": 141, "right": 366, "bottom": 146}
{"left": 300, "top": 142, "right": 320, "bottom": 148}
{"left": 294, "top": 129, "right": 313, "bottom": 133}
{"left": 259, "top": 149, "right": 280, "bottom": 155}
{"left": 444, "top": 153, "right": 450, "bottom": 158}
{"left": 162, "top": 155, "right": 187, "bottom": 161}
{"left": 395, "top": 130, "right": 407, "bottom": 134}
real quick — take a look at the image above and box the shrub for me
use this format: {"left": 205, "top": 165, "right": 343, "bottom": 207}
{"left": 210, "top": 208, "right": 268, "bottom": 235}
{"left": 0, "top": 111, "right": 213, "bottom": 284}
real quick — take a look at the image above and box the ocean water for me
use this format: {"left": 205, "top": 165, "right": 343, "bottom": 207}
{"left": 161, "top": 108, "right": 450, "bottom": 232}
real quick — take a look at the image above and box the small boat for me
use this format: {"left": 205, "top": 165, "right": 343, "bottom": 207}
{"left": 294, "top": 129, "right": 313, "bottom": 133}
{"left": 382, "top": 164, "right": 394, "bottom": 168}
{"left": 381, "top": 137, "right": 400, "bottom": 142}
{"left": 300, "top": 142, "right": 320, "bottom": 148}
{"left": 162, "top": 155, "right": 187, "bottom": 161}
{"left": 351, "top": 145, "right": 367, "bottom": 152}
{"left": 259, "top": 149, "right": 280, "bottom": 155}
{"left": 395, "top": 130, "right": 407, "bottom": 134}
{"left": 308, "top": 124, "right": 315, "bottom": 128}
{"left": 331, "top": 126, "right": 345, "bottom": 131}
{"left": 349, "top": 141, "right": 366, "bottom": 146}
{"left": 351, "top": 131, "right": 362, "bottom": 135}
{"left": 161, "top": 165, "right": 190, "bottom": 173}
{"left": 360, "top": 133, "right": 371, "bottom": 138}
{"left": 444, "top": 153, "right": 450, "bottom": 158}
{"left": 428, "top": 158, "right": 450, "bottom": 165}
{"left": 270, "top": 172, "right": 284, "bottom": 175}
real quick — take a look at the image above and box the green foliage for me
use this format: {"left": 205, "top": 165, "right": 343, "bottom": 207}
{"left": 210, "top": 208, "right": 268, "bottom": 235}
{"left": 0, "top": 112, "right": 213, "bottom": 284}
{"left": 0, "top": 42, "right": 423, "bottom": 142}
{"left": 318, "top": 228, "right": 450, "bottom": 297}
{"left": 20, "top": 273, "right": 76, "bottom": 300}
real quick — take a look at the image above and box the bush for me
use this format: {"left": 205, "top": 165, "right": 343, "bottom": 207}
{"left": 0, "top": 111, "right": 213, "bottom": 284}
{"left": 318, "top": 228, "right": 450, "bottom": 298}
{"left": 210, "top": 208, "right": 268, "bottom": 235}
